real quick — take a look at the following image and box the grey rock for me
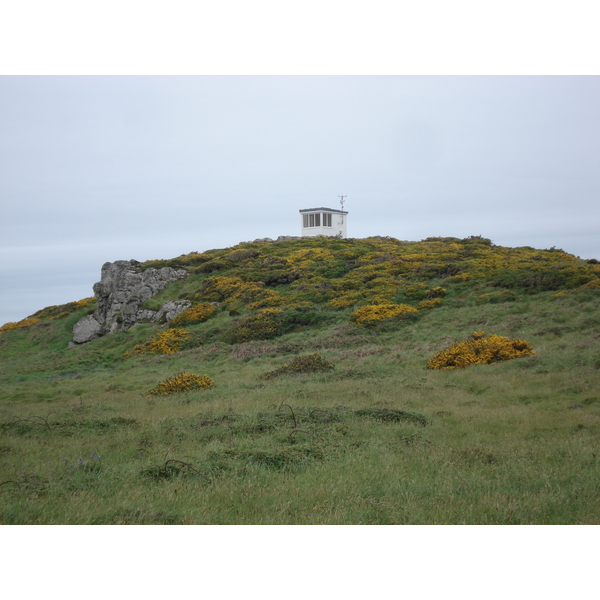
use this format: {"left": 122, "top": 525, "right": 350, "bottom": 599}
{"left": 72, "top": 315, "right": 103, "bottom": 344}
{"left": 154, "top": 300, "right": 192, "bottom": 323}
{"left": 72, "top": 259, "right": 188, "bottom": 343}
{"left": 130, "top": 301, "right": 191, "bottom": 325}
{"left": 134, "top": 309, "right": 159, "bottom": 322}
{"left": 92, "top": 260, "right": 187, "bottom": 331}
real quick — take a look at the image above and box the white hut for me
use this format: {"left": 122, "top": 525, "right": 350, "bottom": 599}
{"left": 299, "top": 207, "right": 348, "bottom": 238}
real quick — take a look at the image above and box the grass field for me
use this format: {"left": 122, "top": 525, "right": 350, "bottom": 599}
{"left": 1, "top": 237, "right": 599, "bottom": 524}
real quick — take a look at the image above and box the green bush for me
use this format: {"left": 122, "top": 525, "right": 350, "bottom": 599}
{"left": 195, "top": 260, "right": 231, "bottom": 274}
{"left": 491, "top": 268, "right": 595, "bottom": 292}
{"left": 222, "top": 309, "right": 285, "bottom": 344}
{"left": 476, "top": 291, "right": 517, "bottom": 304}
{"left": 260, "top": 353, "right": 335, "bottom": 379}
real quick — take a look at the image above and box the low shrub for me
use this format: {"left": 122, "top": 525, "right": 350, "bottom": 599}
{"left": 446, "top": 272, "right": 472, "bottom": 283}
{"left": 280, "top": 307, "right": 334, "bottom": 331}
{"left": 145, "top": 372, "right": 215, "bottom": 396}
{"left": 261, "top": 353, "right": 335, "bottom": 379}
{"left": 169, "top": 303, "right": 217, "bottom": 327}
{"left": 350, "top": 304, "right": 418, "bottom": 327}
{"left": 354, "top": 408, "right": 428, "bottom": 426}
{"left": 195, "top": 259, "right": 231, "bottom": 274}
{"left": 476, "top": 291, "right": 517, "bottom": 304}
{"left": 225, "top": 249, "right": 261, "bottom": 263}
{"left": 402, "top": 283, "right": 428, "bottom": 300}
{"left": 426, "top": 331, "right": 535, "bottom": 370}
{"left": 196, "top": 276, "right": 267, "bottom": 306}
{"left": 31, "top": 297, "right": 95, "bottom": 321}
{"left": 582, "top": 278, "right": 600, "bottom": 289}
{"left": 491, "top": 268, "right": 595, "bottom": 292}
{"left": 246, "top": 290, "right": 287, "bottom": 309}
{"left": 0, "top": 317, "right": 40, "bottom": 335}
{"left": 417, "top": 298, "right": 444, "bottom": 310}
{"left": 428, "top": 286, "right": 447, "bottom": 298}
{"left": 222, "top": 308, "right": 285, "bottom": 344}
{"left": 124, "top": 328, "right": 190, "bottom": 357}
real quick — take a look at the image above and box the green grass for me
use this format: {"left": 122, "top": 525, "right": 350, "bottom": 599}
{"left": 1, "top": 238, "right": 599, "bottom": 524}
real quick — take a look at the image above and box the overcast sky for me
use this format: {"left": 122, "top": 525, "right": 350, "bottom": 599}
{"left": 1, "top": 75, "right": 599, "bottom": 324}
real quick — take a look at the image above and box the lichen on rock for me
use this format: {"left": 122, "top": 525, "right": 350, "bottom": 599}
{"left": 71, "top": 259, "right": 189, "bottom": 344}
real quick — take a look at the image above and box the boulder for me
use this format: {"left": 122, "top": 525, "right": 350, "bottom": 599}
{"left": 72, "top": 315, "right": 103, "bottom": 344}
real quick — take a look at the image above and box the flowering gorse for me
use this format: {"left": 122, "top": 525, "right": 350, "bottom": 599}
{"left": 34, "top": 297, "right": 95, "bottom": 320}
{"left": 145, "top": 372, "right": 215, "bottom": 396}
{"left": 417, "top": 298, "right": 444, "bottom": 310}
{"left": 196, "top": 276, "right": 275, "bottom": 308}
{"left": 125, "top": 328, "right": 190, "bottom": 357}
{"left": 426, "top": 331, "right": 535, "bottom": 369}
{"left": 0, "top": 317, "right": 40, "bottom": 335}
{"left": 350, "top": 303, "right": 418, "bottom": 326}
{"left": 169, "top": 303, "right": 217, "bottom": 327}
{"left": 1, "top": 297, "right": 96, "bottom": 335}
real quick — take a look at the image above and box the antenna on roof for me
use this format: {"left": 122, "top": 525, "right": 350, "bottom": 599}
{"left": 338, "top": 194, "right": 347, "bottom": 224}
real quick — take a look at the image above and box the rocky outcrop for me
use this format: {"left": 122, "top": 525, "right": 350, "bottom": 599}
{"left": 242, "top": 236, "right": 302, "bottom": 244}
{"left": 71, "top": 260, "right": 189, "bottom": 344}
{"left": 134, "top": 300, "right": 192, "bottom": 325}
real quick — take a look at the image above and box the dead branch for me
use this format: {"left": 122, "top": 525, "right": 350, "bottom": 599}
{"left": 278, "top": 403, "right": 297, "bottom": 428}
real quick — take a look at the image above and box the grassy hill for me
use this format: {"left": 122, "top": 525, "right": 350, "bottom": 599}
{"left": 1, "top": 235, "right": 599, "bottom": 524}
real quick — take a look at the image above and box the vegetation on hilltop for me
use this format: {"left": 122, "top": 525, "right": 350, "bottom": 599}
{"left": 0, "top": 236, "right": 599, "bottom": 524}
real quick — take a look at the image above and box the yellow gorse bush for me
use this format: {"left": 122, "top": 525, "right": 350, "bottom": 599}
{"left": 287, "top": 248, "right": 335, "bottom": 265}
{"left": 74, "top": 298, "right": 94, "bottom": 309}
{"left": 247, "top": 289, "right": 288, "bottom": 309}
{"left": 145, "top": 372, "right": 215, "bottom": 396}
{"left": 350, "top": 303, "right": 418, "bottom": 326}
{"left": 197, "top": 276, "right": 275, "bottom": 307}
{"left": 125, "top": 328, "right": 190, "bottom": 357}
{"left": 322, "top": 263, "right": 405, "bottom": 309}
{"left": 449, "top": 272, "right": 471, "bottom": 282}
{"left": 426, "top": 331, "right": 535, "bottom": 369}
{"left": 176, "top": 236, "right": 598, "bottom": 324}
{"left": 169, "top": 303, "right": 217, "bottom": 327}
{"left": 582, "top": 278, "right": 600, "bottom": 289}
{"left": 1, "top": 296, "right": 96, "bottom": 335}
{"left": 0, "top": 317, "right": 40, "bottom": 335}
{"left": 34, "top": 297, "right": 95, "bottom": 320}
{"left": 417, "top": 298, "right": 444, "bottom": 310}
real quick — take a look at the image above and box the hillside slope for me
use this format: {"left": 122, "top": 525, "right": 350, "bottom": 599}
{"left": 1, "top": 236, "right": 599, "bottom": 524}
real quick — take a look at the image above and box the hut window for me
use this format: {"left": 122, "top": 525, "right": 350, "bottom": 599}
{"left": 302, "top": 212, "right": 334, "bottom": 228}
